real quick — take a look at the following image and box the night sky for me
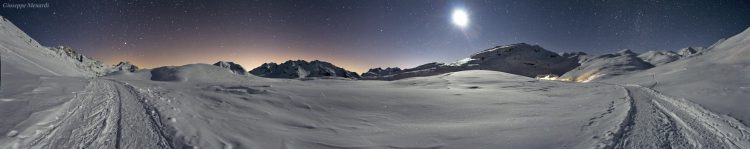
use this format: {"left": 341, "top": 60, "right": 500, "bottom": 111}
{"left": 2, "top": 0, "right": 749, "bottom": 73}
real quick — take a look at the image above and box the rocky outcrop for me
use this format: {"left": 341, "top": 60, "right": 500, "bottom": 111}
{"left": 361, "top": 67, "right": 402, "bottom": 78}
{"left": 249, "top": 60, "right": 360, "bottom": 79}
{"left": 47, "top": 46, "right": 109, "bottom": 76}
{"left": 213, "top": 61, "right": 246, "bottom": 75}
{"left": 110, "top": 61, "right": 139, "bottom": 72}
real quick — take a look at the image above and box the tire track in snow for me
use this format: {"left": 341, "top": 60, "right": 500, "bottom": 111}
{"left": 109, "top": 79, "right": 176, "bottom": 149}
{"left": 583, "top": 85, "right": 635, "bottom": 149}
{"left": 608, "top": 84, "right": 750, "bottom": 148}
{"left": 613, "top": 85, "right": 691, "bottom": 148}
{"left": 9, "top": 79, "right": 173, "bottom": 148}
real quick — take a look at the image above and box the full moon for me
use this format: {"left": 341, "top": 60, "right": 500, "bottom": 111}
{"left": 452, "top": 9, "right": 469, "bottom": 28}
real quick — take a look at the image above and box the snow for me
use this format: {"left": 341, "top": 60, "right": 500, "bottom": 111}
{"left": 678, "top": 47, "right": 705, "bottom": 57}
{"left": 149, "top": 64, "right": 259, "bottom": 82}
{"left": 561, "top": 49, "right": 654, "bottom": 82}
{"left": 1, "top": 16, "right": 750, "bottom": 148}
{"left": 8, "top": 69, "right": 638, "bottom": 148}
{"left": 605, "top": 27, "right": 750, "bottom": 125}
{"left": 638, "top": 50, "right": 681, "bottom": 66}
{"left": 365, "top": 43, "right": 581, "bottom": 80}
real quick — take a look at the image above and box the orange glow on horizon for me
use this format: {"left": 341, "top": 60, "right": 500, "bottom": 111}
{"left": 97, "top": 49, "right": 377, "bottom": 74}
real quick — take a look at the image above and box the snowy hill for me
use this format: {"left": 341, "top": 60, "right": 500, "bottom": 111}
{"left": 212, "top": 61, "right": 246, "bottom": 75}
{"left": 0, "top": 16, "right": 108, "bottom": 77}
{"left": 150, "top": 64, "right": 257, "bottom": 82}
{"left": 249, "top": 60, "right": 360, "bottom": 79}
{"left": 609, "top": 27, "right": 750, "bottom": 124}
{"left": 367, "top": 43, "right": 582, "bottom": 80}
{"left": 560, "top": 49, "right": 654, "bottom": 82}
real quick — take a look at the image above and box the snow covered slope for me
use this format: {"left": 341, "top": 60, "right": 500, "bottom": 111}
{"left": 638, "top": 50, "right": 681, "bottom": 66}
{"left": 249, "top": 60, "right": 360, "bottom": 79}
{"left": 560, "top": 49, "right": 654, "bottom": 82}
{"left": 367, "top": 43, "right": 581, "bottom": 80}
{"left": 608, "top": 27, "right": 750, "bottom": 125}
{"left": 151, "top": 64, "right": 258, "bottom": 82}
{"left": 0, "top": 16, "right": 108, "bottom": 77}
{"left": 7, "top": 69, "right": 640, "bottom": 148}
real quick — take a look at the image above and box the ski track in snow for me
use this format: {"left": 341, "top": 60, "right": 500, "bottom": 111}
{"left": 4, "top": 76, "right": 750, "bottom": 148}
{"left": 603, "top": 84, "right": 750, "bottom": 149}
{"left": 9, "top": 79, "right": 172, "bottom": 149}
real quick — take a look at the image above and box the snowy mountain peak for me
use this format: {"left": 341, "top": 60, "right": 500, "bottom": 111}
{"left": 638, "top": 50, "right": 681, "bottom": 66}
{"left": 470, "top": 42, "right": 539, "bottom": 57}
{"left": 617, "top": 49, "right": 637, "bottom": 55}
{"left": 361, "top": 67, "right": 402, "bottom": 78}
{"left": 364, "top": 43, "right": 582, "bottom": 80}
{"left": 249, "top": 60, "right": 360, "bottom": 79}
{"left": 561, "top": 49, "right": 654, "bottom": 82}
{"left": 212, "top": 61, "right": 246, "bottom": 75}
{"left": 111, "top": 61, "right": 139, "bottom": 72}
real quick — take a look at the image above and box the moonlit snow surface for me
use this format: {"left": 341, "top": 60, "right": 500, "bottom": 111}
{"left": 2, "top": 15, "right": 750, "bottom": 148}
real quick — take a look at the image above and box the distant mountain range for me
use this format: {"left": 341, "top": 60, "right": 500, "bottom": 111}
{"left": 0, "top": 15, "right": 739, "bottom": 82}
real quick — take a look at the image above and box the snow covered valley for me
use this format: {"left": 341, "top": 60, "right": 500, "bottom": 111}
{"left": 2, "top": 16, "right": 750, "bottom": 148}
